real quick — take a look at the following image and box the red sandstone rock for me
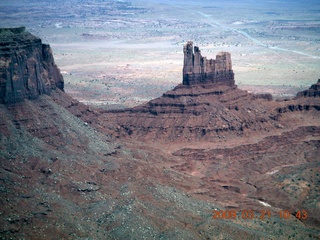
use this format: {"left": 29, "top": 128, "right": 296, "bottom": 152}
{"left": 0, "top": 34, "right": 319, "bottom": 239}
{"left": 0, "top": 27, "right": 64, "bottom": 104}
{"left": 93, "top": 42, "right": 319, "bottom": 143}
{"left": 182, "top": 41, "right": 234, "bottom": 86}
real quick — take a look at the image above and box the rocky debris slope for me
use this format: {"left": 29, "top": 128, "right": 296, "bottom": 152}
{"left": 1, "top": 94, "right": 318, "bottom": 239}
{"left": 0, "top": 27, "right": 64, "bottom": 104}
{"left": 98, "top": 83, "right": 280, "bottom": 141}
{"left": 95, "top": 82, "right": 319, "bottom": 143}
{"left": 172, "top": 126, "right": 320, "bottom": 228}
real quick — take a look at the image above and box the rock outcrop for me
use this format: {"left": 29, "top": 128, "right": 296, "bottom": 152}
{"left": 0, "top": 31, "right": 319, "bottom": 239}
{"left": 92, "top": 42, "right": 319, "bottom": 142}
{"left": 183, "top": 41, "right": 234, "bottom": 86}
{"left": 97, "top": 83, "right": 281, "bottom": 141}
{"left": 0, "top": 27, "right": 64, "bottom": 104}
{"left": 296, "top": 79, "right": 320, "bottom": 98}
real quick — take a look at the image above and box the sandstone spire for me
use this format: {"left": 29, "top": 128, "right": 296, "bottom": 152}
{"left": 182, "top": 41, "right": 235, "bottom": 86}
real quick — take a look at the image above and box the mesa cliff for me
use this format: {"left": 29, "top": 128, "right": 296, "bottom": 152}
{"left": 183, "top": 41, "right": 234, "bottom": 86}
{"left": 0, "top": 27, "right": 64, "bottom": 104}
{"left": 0, "top": 30, "right": 319, "bottom": 239}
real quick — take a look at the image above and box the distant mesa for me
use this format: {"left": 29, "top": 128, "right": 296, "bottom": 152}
{"left": 296, "top": 79, "right": 320, "bottom": 98}
{"left": 0, "top": 26, "right": 26, "bottom": 34}
{"left": 0, "top": 27, "right": 64, "bottom": 104}
{"left": 183, "top": 41, "right": 235, "bottom": 86}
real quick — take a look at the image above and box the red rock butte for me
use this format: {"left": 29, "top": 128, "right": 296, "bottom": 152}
{"left": 183, "top": 41, "right": 235, "bottom": 86}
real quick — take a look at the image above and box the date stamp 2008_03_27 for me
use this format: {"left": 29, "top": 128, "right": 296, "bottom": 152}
{"left": 212, "top": 209, "right": 308, "bottom": 221}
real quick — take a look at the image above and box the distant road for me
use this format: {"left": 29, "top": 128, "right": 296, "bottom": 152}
{"left": 196, "top": 11, "right": 268, "bottom": 48}
{"left": 196, "top": 11, "right": 320, "bottom": 60}
{"left": 156, "top": 1, "right": 320, "bottom": 61}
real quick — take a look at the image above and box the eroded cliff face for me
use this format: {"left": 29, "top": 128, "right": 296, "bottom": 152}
{"left": 182, "top": 41, "right": 234, "bottom": 86}
{"left": 0, "top": 27, "right": 64, "bottom": 104}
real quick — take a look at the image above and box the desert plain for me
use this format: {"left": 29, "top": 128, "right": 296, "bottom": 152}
{"left": 1, "top": 0, "right": 320, "bottom": 108}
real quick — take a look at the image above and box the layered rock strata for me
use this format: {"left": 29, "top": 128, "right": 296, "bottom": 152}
{"left": 183, "top": 41, "right": 234, "bottom": 86}
{"left": 94, "top": 42, "right": 319, "bottom": 142}
{"left": 97, "top": 84, "right": 282, "bottom": 141}
{"left": 0, "top": 31, "right": 319, "bottom": 239}
{"left": 0, "top": 27, "right": 64, "bottom": 104}
{"left": 296, "top": 79, "right": 320, "bottom": 98}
